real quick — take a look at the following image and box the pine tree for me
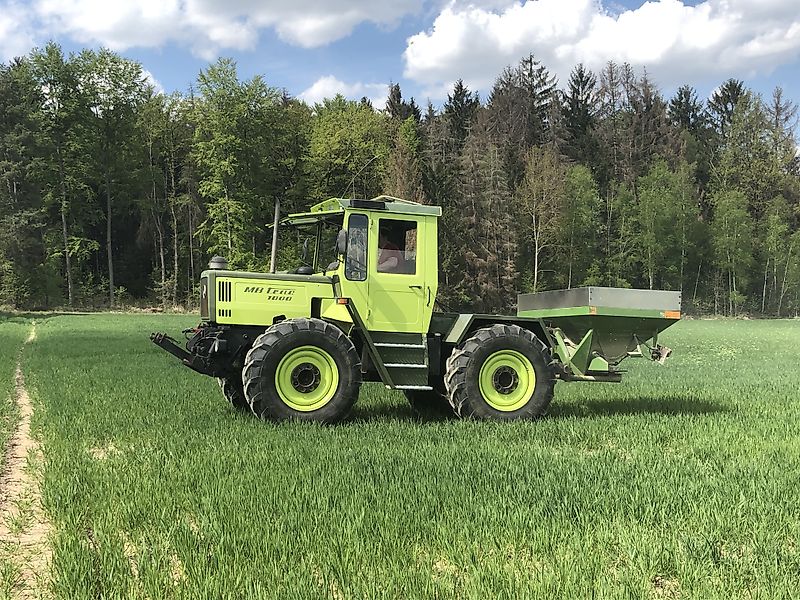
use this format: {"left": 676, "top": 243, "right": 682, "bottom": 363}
{"left": 562, "top": 63, "right": 598, "bottom": 165}
{"left": 766, "top": 86, "right": 798, "bottom": 166}
{"left": 443, "top": 79, "right": 480, "bottom": 152}
{"left": 385, "top": 84, "right": 421, "bottom": 123}
{"left": 487, "top": 54, "right": 558, "bottom": 184}
{"left": 456, "top": 111, "right": 517, "bottom": 311}
{"left": 386, "top": 83, "right": 405, "bottom": 120}
{"left": 385, "top": 117, "right": 425, "bottom": 203}
{"left": 668, "top": 85, "right": 705, "bottom": 133}
{"left": 709, "top": 78, "right": 745, "bottom": 135}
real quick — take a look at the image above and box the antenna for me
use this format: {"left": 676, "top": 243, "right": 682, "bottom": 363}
{"left": 340, "top": 155, "right": 379, "bottom": 199}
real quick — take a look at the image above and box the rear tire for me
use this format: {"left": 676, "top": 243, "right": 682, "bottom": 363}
{"left": 242, "top": 318, "right": 361, "bottom": 423}
{"left": 217, "top": 377, "right": 249, "bottom": 411}
{"left": 444, "top": 324, "right": 555, "bottom": 420}
{"left": 404, "top": 378, "right": 454, "bottom": 418}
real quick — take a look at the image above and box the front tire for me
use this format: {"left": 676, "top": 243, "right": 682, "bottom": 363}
{"left": 444, "top": 324, "right": 555, "bottom": 420}
{"left": 217, "top": 377, "right": 249, "bottom": 411}
{"left": 242, "top": 318, "right": 361, "bottom": 423}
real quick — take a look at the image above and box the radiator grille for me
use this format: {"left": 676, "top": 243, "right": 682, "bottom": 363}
{"left": 218, "top": 280, "right": 232, "bottom": 302}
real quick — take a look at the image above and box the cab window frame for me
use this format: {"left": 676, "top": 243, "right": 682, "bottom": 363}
{"left": 344, "top": 213, "right": 369, "bottom": 281}
{"left": 377, "top": 217, "right": 418, "bottom": 276}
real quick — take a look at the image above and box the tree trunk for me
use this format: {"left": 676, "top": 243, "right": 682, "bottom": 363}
{"left": 778, "top": 242, "right": 793, "bottom": 316}
{"left": 188, "top": 207, "right": 195, "bottom": 284}
{"left": 169, "top": 147, "right": 179, "bottom": 308}
{"left": 533, "top": 232, "right": 540, "bottom": 293}
{"left": 154, "top": 209, "right": 166, "bottom": 310}
{"left": 679, "top": 236, "right": 686, "bottom": 296}
{"left": 171, "top": 203, "right": 179, "bottom": 308}
{"left": 692, "top": 259, "right": 702, "bottom": 307}
{"left": 606, "top": 190, "right": 613, "bottom": 285}
{"left": 106, "top": 167, "right": 114, "bottom": 308}
{"left": 567, "top": 213, "right": 575, "bottom": 289}
{"left": 58, "top": 149, "right": 74, "bottom": 306}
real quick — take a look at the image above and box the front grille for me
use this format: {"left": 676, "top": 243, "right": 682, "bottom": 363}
{"left": 218, "top": 280, "right": 231, "bottom": 302}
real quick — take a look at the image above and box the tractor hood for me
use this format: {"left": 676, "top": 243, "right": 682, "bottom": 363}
{"left": 200, "top": 269, "right": 335, "bottom": 325}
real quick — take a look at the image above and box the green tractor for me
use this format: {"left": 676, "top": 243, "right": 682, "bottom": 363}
{"left": 151, "top": 196, "right": 680, "bottom": 422}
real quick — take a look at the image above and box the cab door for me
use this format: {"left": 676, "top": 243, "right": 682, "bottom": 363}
{"left": 336, "top": 212, "right": 372, "bottom": 322}
{"left": 367, "top": 215, "right": 428, "bottom": 334}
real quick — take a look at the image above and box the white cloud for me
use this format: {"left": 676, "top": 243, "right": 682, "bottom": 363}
{"left": 142, "top": 69, "right": 165, "bottom": 94}
{"left": 299, "top": 75, "right": 389, "bottom": 108}
{"left": 28, "top": 0, "right": 423, "bottom": 58}
{"left": 0, "top": 2, "right": 37, "bottom": 61}
{"left": 404, "top": 0, "right": 800, "bottom": 97}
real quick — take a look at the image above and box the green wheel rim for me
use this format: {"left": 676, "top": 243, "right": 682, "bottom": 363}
{"left": 275, "top": 346, "right": 339, "bottom": 412}
{"left": 478, "top": 349, "right": 536, "bottom": 412}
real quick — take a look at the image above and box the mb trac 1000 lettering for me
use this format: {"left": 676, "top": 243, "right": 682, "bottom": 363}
{"left": 151, "top": 196, "right": 679, "bottom": 423}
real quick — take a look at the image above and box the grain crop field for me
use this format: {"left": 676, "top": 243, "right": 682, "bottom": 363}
{"left": 6, "top": 315, "right": 800, "bottom": 598}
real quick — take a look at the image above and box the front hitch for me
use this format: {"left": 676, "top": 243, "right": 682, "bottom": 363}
{"left": 150, "top": 332, "right": 221, "bottom": 377}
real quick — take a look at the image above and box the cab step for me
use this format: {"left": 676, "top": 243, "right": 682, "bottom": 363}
{"left": 393, "top": 385, "right": 433, "bottom": 391}
{"left": 375, "top": 342, "right": 425, "bottom": 349}
{"left": 371, "top": 332, "right": 429, "bottom": 388}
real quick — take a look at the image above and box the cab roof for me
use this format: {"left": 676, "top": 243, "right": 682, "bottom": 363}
{"left": 282, "top": 195, "right": 442, "bottom": 226}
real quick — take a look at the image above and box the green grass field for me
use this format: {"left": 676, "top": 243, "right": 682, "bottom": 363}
{"left": 10, "top": 315, "right": 800, "bottom": 598}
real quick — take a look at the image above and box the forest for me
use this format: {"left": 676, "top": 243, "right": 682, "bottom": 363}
{"left": 1, "top": 43, "right": 798, "bottom": 316}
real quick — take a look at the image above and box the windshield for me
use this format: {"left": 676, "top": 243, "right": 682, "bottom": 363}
{"left": 280, "top": 214, "right": 343, "bottom": 274}
{"left": 317, "top": 222, "right": 340, "bottom": 272}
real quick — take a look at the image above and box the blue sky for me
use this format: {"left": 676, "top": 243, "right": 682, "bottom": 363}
{"left": 2, "top": 0, "right": 799, "bottom": 108}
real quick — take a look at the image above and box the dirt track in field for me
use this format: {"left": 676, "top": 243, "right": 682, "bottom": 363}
{"left": 0, "top": 325, "right": 51, "bottom": 598}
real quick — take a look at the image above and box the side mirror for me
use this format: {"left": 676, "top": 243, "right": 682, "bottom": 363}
{"left": 336, "top": 229, "right": 348, "bottom": 256}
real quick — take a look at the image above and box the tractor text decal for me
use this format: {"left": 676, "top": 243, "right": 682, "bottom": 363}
{"left": 264, "top": 287, "right": 296, "bottom": 301}
{"left": 240, "top": 285, "right": 296, "bottom": 301}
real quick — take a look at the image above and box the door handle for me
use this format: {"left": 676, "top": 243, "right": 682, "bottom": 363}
{"left": 409, "top": 285, "right": 422, "bottom": 290}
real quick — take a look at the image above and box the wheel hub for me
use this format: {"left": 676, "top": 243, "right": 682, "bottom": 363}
{"left": 291, "top": 362, "right": 321, "bottom": 393}
{"left": 492, "top": 366, "right": 519, "bottom": 395}
{"left": 478, "top": 349, "right": 536, "bottom": 412}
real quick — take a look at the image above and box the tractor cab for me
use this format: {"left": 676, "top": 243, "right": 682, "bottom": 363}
{"left": 335, "top": 197, "right": 440, "bottom": 334}
{"left": 196, "top": 196, "right": 440, "bottom": 335}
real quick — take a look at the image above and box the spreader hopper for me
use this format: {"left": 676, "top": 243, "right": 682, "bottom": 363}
{"left": 517, "top": 287, "right": 681, "bottom": 381}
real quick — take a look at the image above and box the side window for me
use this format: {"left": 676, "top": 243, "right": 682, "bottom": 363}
{"left": 377, "top": 219, "right": 417, "bottom": 274}
{"left": 345, "top": 214, "right": 368, "bottom": 281}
